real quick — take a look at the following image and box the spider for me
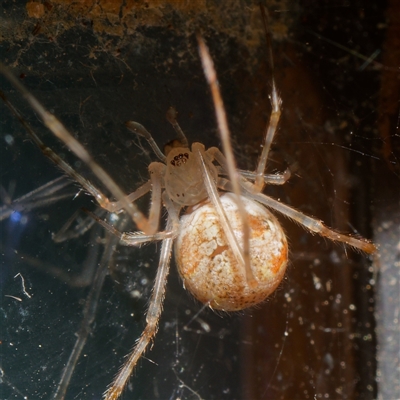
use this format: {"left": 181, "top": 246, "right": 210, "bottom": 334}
{"left": 0, "top": 17, "right": 376, "bottom": 400}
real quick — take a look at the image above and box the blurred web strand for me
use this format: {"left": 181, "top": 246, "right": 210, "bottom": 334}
{"left": 0, "top": 177, "right": 74, "bottom": 221}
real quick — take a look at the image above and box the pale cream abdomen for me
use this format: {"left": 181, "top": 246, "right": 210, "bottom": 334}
{"left": 175, "top": 193, "right": 289, "bottom": 311}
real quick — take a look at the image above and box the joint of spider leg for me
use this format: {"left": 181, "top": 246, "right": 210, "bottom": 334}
{"left": 42, "top": 145, "right": 60, "bottom": 163}
{"left": 314, "top": 220, "right": 376, "bottom": 254}
{"left": 165, "top": 106, "right": 178, "bottom": 124}
{"left": 281, "top": 168, "right": 291, "bottom": 182}
{"left": 125, "top": 121, "right": 150, "bottom": 138}
{"left": 93, "top": 192, "right": 109, "bottom": 208}
{"left": 126, "top": 120, "right": 166, "bottom": 163}
{"left": 270, "top": 81, "right": 282, "bottom": 113}
{"left": 165, "top": 108, "right": 189, "bottom": 148}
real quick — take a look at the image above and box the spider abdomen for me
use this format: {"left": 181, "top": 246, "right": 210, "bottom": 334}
{"left": 175, "top": 193, "right": 288, "bottom": 311}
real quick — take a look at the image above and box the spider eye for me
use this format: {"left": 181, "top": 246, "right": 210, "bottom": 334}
{"left": 170, "top": 153, "right": 189, "bottom": 167}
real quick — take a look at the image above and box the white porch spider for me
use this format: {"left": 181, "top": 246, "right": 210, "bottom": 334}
{"left": 0, "top": 21, "right": 376, "bottom": 400}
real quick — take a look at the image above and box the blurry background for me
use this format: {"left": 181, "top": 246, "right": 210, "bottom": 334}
{"left": 0, "top": 0, "right": 398, "bottom": 399}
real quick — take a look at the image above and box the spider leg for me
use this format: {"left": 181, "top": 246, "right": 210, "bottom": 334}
{"left": 237, "top": 168, "right": 291, "bottom": 185}
{"left": 146, "top": 162, "right": 165, "bottom": 234}
{"left": 103, "top": 215, "right": 175, "bottom": 400}
{"left": 89, "top": 217, "right": 175, "bottom": 246}
{"left": 244, "top": 190, "right": 377, "bottom": 254}
{"left": 0, "top": 66, "right": 152, "bottom": 233}
{"left": 253, "top": 4, "right": 283, "bottom": 192}
{"left": 0, "top": 177, "right": 74, "bottom": 222}
{"left": 217, "top": 137, "right": 376, "bottom": 254}
{"left": 197, "top": 36, "right": 254, "bottom": 287}
{"left": 85, "top": 184, "right": 180, "bottom": 246}
{"left": 105, "top": 181, "right": 152, "bottom": 213}
{"left": 51, "top": 181, "right": 152, "bottom": 242}
{"left": 195, "top": 144, "right": 257, "bottom": 287}
{"left": 252, "top": 80, "right": 282, "bottom": 193}
{"left": 212, "top": 151, "right": 290, "bottom": 186}
{"left": 165, "top": 106, "right": 189, "bottom": 147}
{"left": 126, "top": 110, "right": 190, "bottom": 160}
{"left": 53, "top": 214, "right": 130, "bottom": 400}
{"left": 52, "top": 209, "right": 99, "bottom": 242}
{"left": 126, "top": 121, "right": 166, "bottom": 162}
{"left": 1, "top": 210, "right": 104, "bottom": 288}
